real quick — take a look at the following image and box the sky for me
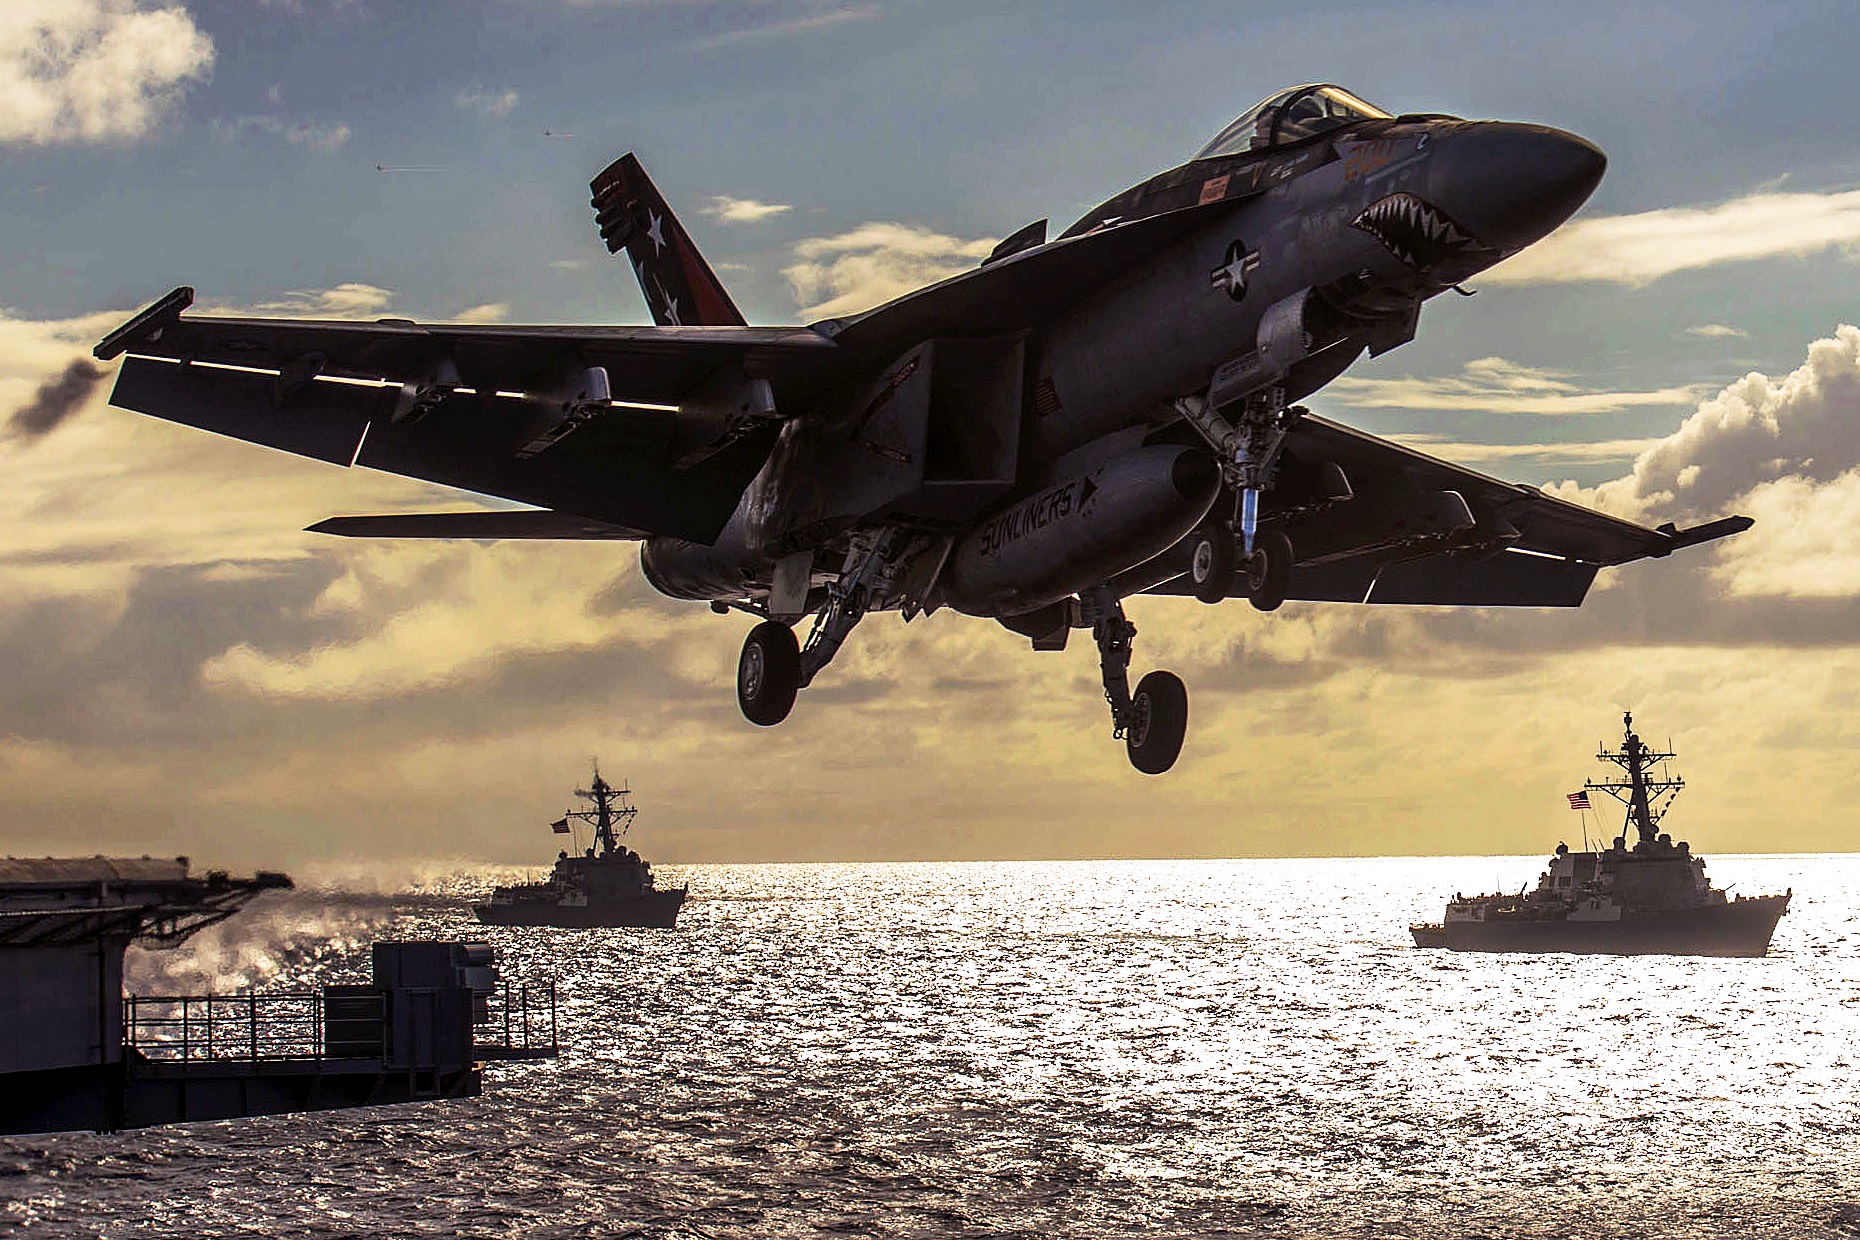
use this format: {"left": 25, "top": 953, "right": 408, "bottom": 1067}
{"left": 3, "top": 0, "right": 1860, "bottom": 873}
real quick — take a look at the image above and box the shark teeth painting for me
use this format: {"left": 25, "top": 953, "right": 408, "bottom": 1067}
{"left": 1351, "top": 192, "right": 1483, "bottom": 270}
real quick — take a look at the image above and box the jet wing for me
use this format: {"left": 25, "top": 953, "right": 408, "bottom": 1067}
{"left": 1147, "top": 412, "right": 1750, "bottom": 607}
{"left": 94, "top": 287, "right": 839, "bottom": 543}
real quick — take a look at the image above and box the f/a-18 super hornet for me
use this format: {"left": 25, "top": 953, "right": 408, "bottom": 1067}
{"left": 95, "top": 84, "right": 1749, "bottom": 774}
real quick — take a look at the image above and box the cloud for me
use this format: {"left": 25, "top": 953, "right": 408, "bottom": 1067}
{"left": 212, "top": 113, "right": 351, "bottom": 150}
{"left": 454, "top": 87, "right": 519, "bottom": 119}
{"left": 445, "top": 302, "right": 511, "bottom": 324}
{"left": 220, "top": 282, "right": 397, "bottom": 318}
{"left": 7, "top": 358, "right": 105, "bottom": 442}
{"left": 1568, "top": 324, "right": 1860, "bottom": 524}
{"left": 1388, "top": 435, "right": 1662, "bottom": 467}
{"left": 0, "top": 0, "right": 213, "bottom": 145}
{"left": 784, "top": 222, "right": 996, "bottom": 319}
{"left": 688, "top": 4, "right": 878, "bottom": 48}
{"left": 1327, "top": 355, "right": 1704, "bottom": 417}
{"left": 1483, "top": 190, "right": 1860, "bottom": 287}
{"left": 1687, "top": 324, "right": 1749, "bottom": 340}
{"left": 701, "top": 195, "right": 793, "bottom": 224}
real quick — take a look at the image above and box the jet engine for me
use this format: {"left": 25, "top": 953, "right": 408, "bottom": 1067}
{"left": 940, "top": 445, "right": 1220, "bottom": 617}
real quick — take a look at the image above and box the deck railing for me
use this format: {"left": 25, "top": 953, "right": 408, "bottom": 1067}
{"left": 124, "top": 979, "right": 558, "bottom": 1064}
{"left": 125, "top": 991, "right": 327, "bottom": 1062}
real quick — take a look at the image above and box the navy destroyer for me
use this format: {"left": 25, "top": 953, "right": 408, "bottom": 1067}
{"left": 474, "top": 767, "right": 686, "bottom": 929}
{"left": 1411, "top": 713, "right": 1789, "bottom": 955}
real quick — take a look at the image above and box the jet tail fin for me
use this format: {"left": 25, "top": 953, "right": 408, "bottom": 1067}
{"left": 591, "top": 153, "right": 746, "bottom": 328}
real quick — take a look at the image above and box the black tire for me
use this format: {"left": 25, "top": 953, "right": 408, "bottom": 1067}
{"left": 1189, "top": 527, "right": 1238, "bottom": 605}
{"left": 1125, "top": 670, "right": 1188, "bottom": 775}
{"left": 1246, "top": 529, "right": 1293, "bottom": 613}
{"left": 737, "top": 621, "right": 801, "bottom": 726}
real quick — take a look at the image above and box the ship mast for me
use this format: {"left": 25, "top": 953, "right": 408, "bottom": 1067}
{"left": 1584, "top": 711, "right": 1683, "bottom": 846}
{"left": 564, "top": 762, "right": 638, "bottom": 858}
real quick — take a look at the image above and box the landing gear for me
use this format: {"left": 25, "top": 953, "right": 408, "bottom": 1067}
{"left": 737, "top": 620, "right": 800, "bottom": 726}
{"left": 1081, "top": 586, "right": 1188, "bottom": 775}
{"left": 1126, "top": 670, "right": 1188, "bottom": 775}
{"left": 1188, "top": 526, "right": 1238, "bottom": 604}
{"left": 1245, "top": 528, "right": 1293, "bottom": 612}
{"left": 734, "top": 526, "right": 911, "bottom": 728}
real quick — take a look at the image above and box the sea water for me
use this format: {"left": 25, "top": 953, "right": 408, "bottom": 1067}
{"left": 4, "top": 855, "right": 1858, "bottom": 1238}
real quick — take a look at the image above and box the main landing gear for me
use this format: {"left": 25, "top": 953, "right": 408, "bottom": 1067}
{"left": 1081, "top": 586, "right": 1188, "bottom": 775}
{"left": 735, "top": 528, "right": 905, "bottom": 728}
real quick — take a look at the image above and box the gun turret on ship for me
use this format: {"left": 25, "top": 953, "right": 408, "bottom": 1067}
{"left": 1411, "top": 712, "right": 1790, "bottom": 956}
{"left": 474, "top": 765, "right": 686, "bottom": 929}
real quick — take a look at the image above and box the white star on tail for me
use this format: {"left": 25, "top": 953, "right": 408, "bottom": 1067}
{"left": 647, "top": 210, "right": 666, "bottom": 255}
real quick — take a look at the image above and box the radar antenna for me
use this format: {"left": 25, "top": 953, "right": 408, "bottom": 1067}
{"left": 1584, "top": 711, "right": 1683, "bottom": 846}
{"left": 560, "top": 760, "right": 639, "bottom": 858}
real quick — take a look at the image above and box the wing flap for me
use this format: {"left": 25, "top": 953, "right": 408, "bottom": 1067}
{"left": 1366, "top": 550, "right": 1599, "bottom": 607}
{"left": 351, "top": 391, "right": 770, "bottom": 540}
{"left": 111, "top": 355, "right": 386, "bottom": 465}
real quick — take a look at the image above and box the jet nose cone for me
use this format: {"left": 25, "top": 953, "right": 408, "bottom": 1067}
{"left": 1431, "top": 122, "right": 1607, "bottom": 255}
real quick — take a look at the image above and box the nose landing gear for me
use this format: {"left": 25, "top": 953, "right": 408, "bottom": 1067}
{"left": 1081, "top": 586, "right": 1188, "bottom": 774}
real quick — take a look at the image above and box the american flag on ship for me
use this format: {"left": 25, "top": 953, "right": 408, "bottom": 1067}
{"left": 1566, "top": 791, "right": 1591, "bottom": 811}
{"left": 550, "top": 817, "right": 571, "bottom": 834}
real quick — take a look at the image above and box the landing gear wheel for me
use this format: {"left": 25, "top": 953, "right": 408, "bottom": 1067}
{"left": 1189, "top": 527, "right": 1238, "bottom": 605}
{"left": 1246, "top": 529, "right": 1293, "bottom": 613}
{"left": 1125, "top": 670, "right": 1188, "bottom": 775}
{"left": 737, "top": 620, "right": 801, "bottom": 726}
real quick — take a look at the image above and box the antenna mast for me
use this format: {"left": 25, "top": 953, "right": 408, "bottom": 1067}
{"left": 1584, "top": 711, "right": 1683, "bottom": 846}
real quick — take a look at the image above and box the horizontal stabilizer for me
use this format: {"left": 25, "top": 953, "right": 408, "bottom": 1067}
{"left": 308, "top": 511, "right": 648, "bottom": 540}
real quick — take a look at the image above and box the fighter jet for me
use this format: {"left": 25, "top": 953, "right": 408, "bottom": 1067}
{"left": 94, "top": 84, "right": 1750, "bottom": 774}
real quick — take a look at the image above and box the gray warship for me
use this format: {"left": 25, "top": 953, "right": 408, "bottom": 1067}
{"left": 1411, "top": 712, "right": 1789, "bottom": 956}
{"left": 474, "top": 766, "right": 686, "bottom": 929}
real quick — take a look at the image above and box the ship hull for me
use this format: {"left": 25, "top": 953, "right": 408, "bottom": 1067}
{"left": 472, "top": 888, "right": 686, "bottom": 929}
{"left": 1411, "top": 894, "right": 1788, "bottom": 956}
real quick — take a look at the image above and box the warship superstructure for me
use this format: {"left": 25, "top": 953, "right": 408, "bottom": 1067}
{"left": 474, "top": 766, "right": 686, "bottom": 929}
{"left": 1411, "top": 713, "right": 1789, "bottom": 956}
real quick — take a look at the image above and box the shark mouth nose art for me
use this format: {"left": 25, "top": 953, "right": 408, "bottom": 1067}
{"left": 1351, "top": 192, "right": 1483, "bottom": 269}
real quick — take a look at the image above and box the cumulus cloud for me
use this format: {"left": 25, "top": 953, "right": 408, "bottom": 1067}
{"left": 701, "top": 195, "right": 793, "bottom": 224}
{"left": 784, "top": 222, "right": 996, "bottom": 319}
{"left": 1484, "top": 190, "right": 1860, "bottom": 286}
{"left": 0, "top": 0, "right": 213, "bottom": 145}
{"left": 1569, "top": 324, "right": 1860, "bottom": 524}
{"left": 1328, "top": 356, "right": 1703, "bottom": 417}
{"left": 454, "top": 87, "right": 519, "bottom": 119}
{"left": 1687, "top": 324, "right": 1749, "bottom": 340}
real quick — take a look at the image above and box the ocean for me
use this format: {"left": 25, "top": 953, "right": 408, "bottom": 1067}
{"left": 4, "top": 855, "right": 1858, "bottom": 1238}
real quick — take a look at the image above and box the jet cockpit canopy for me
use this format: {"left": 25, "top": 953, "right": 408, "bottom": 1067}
{"left": 1195, "top": 84, "right": 1391, "bottom": 159}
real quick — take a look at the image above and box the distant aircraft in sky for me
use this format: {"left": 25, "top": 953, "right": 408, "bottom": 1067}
{"left": 96, "top": 84, "right": 1749, "bottom": 774}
